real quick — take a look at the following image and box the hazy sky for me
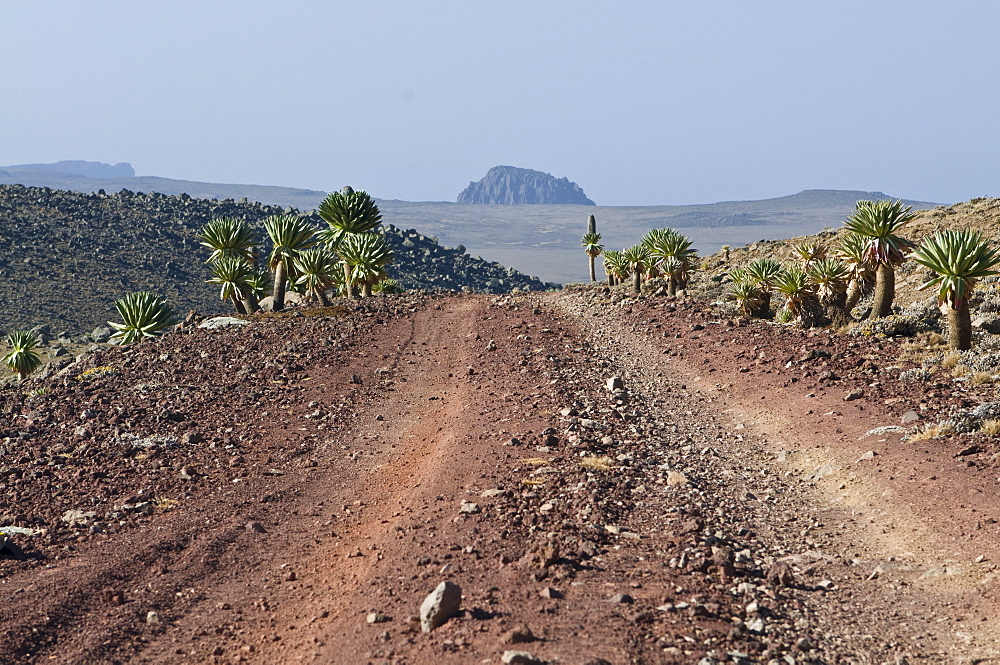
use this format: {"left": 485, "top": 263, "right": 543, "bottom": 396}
{"left": 4, "top": 1, "right": 998, "bottom": 206}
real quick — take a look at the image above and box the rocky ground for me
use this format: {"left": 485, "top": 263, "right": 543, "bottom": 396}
{"left": 0, "top": 185, "right": 558, "bottom": 336}
{"left": 2, "top": 288, "right": 1000, "bottom": 664}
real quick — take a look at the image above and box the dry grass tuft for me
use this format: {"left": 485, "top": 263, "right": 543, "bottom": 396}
{"left": 909, "top": 422, "right": 957, "bottom": 441}
{"left": 518, "top": 458, "right": 551, "bottom": 467}
{"left": 980, "top": 420, "right": 1000, "bottom": 436}
{"left": 579, "top": 455, "right": 613, "bottom": 471}
{"left": 971, "top": 371, "right": 995, "bottom": 385}
{"left": 941, "top": 352, "right": 962, "bottom": 369}
{"left": 951, "top": 364, "right": 971, "bottom": 378}
{"left": 898, "top": 333, "right": 949, "bottom": 363}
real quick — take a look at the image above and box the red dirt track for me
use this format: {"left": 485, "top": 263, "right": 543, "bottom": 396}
{"left": 3, "top": 290, "right": 1000, "bottom": 664}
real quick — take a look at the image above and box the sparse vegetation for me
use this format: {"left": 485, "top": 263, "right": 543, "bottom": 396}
{"left": 264, "top": 214, "right": 317, "bottom": 311}
{"left": 317, "top": 187, "right": 385, "bottom": 298}
{"left": 912, "top": 229, "right": 1000, "bottom": 350}
{"left": 581, "top": 232, "right": 604, "bottom": 283}
{"left": 109, "top": 292, "right": 178, "bottom": 344}
{"left": 843, "top": 199, "right": 917, "bottom": 318}
{"left": 2, "top": 331, "right": 42, "bottom": 381}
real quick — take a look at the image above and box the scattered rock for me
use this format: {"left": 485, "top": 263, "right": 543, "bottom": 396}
{"left": 844, "top": 388, "right": 865, "bottom": 401}
{"left": 419, "top": 580, "right": 462, "bottom": 632}
{"left": 245, "top": 521, "right": 267, "bottom": 533}
{"left": 608, "top": 593, "right": 634, "bottom": 604}
{"left": 62, "top": 509, "right": 97, "bottom": 526}
{"left": 501, "top": 651, "right": 547, "bottom": 665}
{"left": 100, "top": 588, "right": 125, "bottom": 606}
{"left": 505, "top": 624, "right": 536, "bottom": 644}
{"left": 606, "top": 376, "right": 624, "bottom": 391}
{"left": 459, "top": 500, "right": 481, "bottom": 514}
{"left": 666, "top": 470, "right": 689, "bottom": 486}
{"left": 367, "top": 612, "right": 392, "bottom": 624}
{"left": 146, "top": 610, "right": 162, "bottom": 624}
{"left": 766, "top": 560, "right": 796, "bottom": 587}
{"left": 538, "top": 586, "right": 563, "bottom": 599}
{"left": 806, "top": 464, "right": 837, "bottom": 481}
{"left": 198, "top": 316, "right": 249, "bottom": 329}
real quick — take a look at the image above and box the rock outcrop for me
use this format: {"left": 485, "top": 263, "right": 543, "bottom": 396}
{"left": 457, "top": 166, "right": 595, "bottom": 205}
{"left": 0, "top": 185, "right": 559, "bottom": 335}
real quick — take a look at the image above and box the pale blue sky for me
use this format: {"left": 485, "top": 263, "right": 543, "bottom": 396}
{"left": 4, "top": 1, "right": 998, "bottom": 205}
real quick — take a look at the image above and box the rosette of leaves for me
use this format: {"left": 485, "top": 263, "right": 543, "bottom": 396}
{"left": 581, "top": 232, "right": 604, "bottom": 283}
{"left": 622, "top": 244, "right": 652, "bottom": 294}
{"left": 912, "top": 229, "right": 1000, "bottom": 350}
{"left": 246, "top": 268, "right": 273, "bottom": 301}
{"left": 808, "top": 257, "right": 852, "bottom": 326}
{"left": 374, "top": 278, "right": 403, "bottom": 294}
{"left": 109, "top": 292, "right": 178, "bottom": 344}
{"left": 602, "top": 250, "right": 625, "bottom": 287}
{"left": 791, "top": 241, "right": 827, "bottom": 269}
{"left": 293, "top": 247, "right": 340, "bottom": 305}
{"left": 745, "top": 258, "right": 783, "bottom": 317}
{"left": 207, "top": 256, "right": 260, "bottom": 314}
{"left": 316, "top": 187, "right": 384, "bottom": 297}
{"left": 834, "top": 232, "right": 875, "bottom": 311}
{"left": 728, "top": 268, "right": 763, "bottom": 318}
{"left": 772, "top": 265, "right": 823, "bottom": 328}
{"left": 2, "top": 331, "right": 42, "bottom": 381}
{"left": 843, "top": 199, "right": 917, "bottom": 317}
{"left": 338, "top": 233, "right": 394, "bottom": 297}
{"left": 264, "top": 214, "right": 316, "bottom": 311}
{"left": 645, "top": 228, "right": 697, "bottom": 295}
{"left": 197, "top": 217, "right": 259, "bottom": 264}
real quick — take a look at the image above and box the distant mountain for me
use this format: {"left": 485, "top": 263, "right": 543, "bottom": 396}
{"left": 457, "top": 166, "right": 596, "bottom": 205}
{"left": 5, "top": 160, "right": 135, "bottom": 179}
{"left": 0, "top": 161, "right": 329, "bottom": 209}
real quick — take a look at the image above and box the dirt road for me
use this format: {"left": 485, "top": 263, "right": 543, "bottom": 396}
{"left": 2, "top": 291, "right": 999, "bottom": 664}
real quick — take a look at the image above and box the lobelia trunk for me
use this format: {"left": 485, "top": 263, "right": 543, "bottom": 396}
{"left": 343, "top": 263, "right": 354, "bottom": 298}
{"left": 589, "top": 255, "right": 596, "bottom": 282}
{"left": 272, "top": 260, "right": 287, "bottom": 311}
{"left": 844, "top": 279, "right": 862, "bottom": 312}
{"left": 230, "top": 294, "right": 248, "bottom": 315}
{"left": 872, "top": 264, "right": 895, "bottom": 318}
{"left": 757, "top": 291, "right": 772, "bottom": 318}
{"left": 947, "top": 305, "right": 973, "bottom": 351}
{"left": 317, "top": 289, "right": 331, "bottom": 306}
{"left": 823, "top": 290, "right": 852, "bottom": 328}
{"left": 242, "top": 289, "right": 260, "bottom": 313}
{"left": 632, "top": 270, "right": 641, "bottom": 294}
{"left": 361, "top": 282, "right": 373, "bottom": 297}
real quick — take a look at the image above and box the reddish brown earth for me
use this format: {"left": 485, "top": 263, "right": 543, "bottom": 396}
{"left": 2, "top": 289, "right": 1000, "bottom": 664}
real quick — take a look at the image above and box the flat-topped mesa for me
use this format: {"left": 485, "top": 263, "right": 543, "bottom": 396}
{"left": 457, "top": 166, "right": 595, "bottom": 205}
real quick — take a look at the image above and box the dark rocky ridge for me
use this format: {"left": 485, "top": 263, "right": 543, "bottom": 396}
{"left": 0, "top": 185, "right": 558, "bottom": 336}
{"left": 457, "top": 165, "right": 595, "bottom": 205}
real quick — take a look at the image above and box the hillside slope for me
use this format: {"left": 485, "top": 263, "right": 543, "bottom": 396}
{"left": 698, "top": 196, "right": 1000, "bottom": 309}
{"left": 0, "top": 185, "right": 556, "bottom": 335}
{"left": 0, "top": 163, "right": 939, "bottom": 283}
